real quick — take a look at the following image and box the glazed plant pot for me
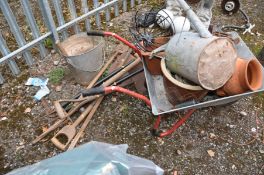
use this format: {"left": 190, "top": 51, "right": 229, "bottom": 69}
{"left": 161, "top": 58, "right": 208, "bottom": 106}
{"left": 141, "top": 37, "right": 170, "bottom": 75}
{"left": 217, "top": 58, "right": 263, "bottom": 96}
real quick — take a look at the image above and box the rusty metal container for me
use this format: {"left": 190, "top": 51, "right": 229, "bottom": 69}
{"left": 165, "top": 32, "right": 237, "bottom": 90}
{"left": 161, "top": 58, "right": 208, "bottom": 105}
{"left": 59, "top": 33, "right": 105, "bottom": 85}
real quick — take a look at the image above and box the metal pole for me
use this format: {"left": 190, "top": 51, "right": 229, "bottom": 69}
{"left": 176, "top": 0, "right": 212, "bottom": 38}
{"left": 21, "top": 0, "right": 47, "bottom": 58}
{"left": 104, "top": 0, "right": 111, "bottom": 22}
{"left": 0, "top": 0, "right": 118, "bottom": 64}
{"left": 0, "top": 32, "right": 20, "bottom": 75}
{"left": 0, "top": 73, "right": 4, "bottom": 84}
{"left": 52, "top": 0, "right": 68, "bottom": 39}
{"left": 93, "top": 0, "right": 101, "bottom": 28}
{"left": 123, "top": 0, "right": 127, "bottom": 12}
{"left": 67, "top": 0, "right": 80, "bottom": 33}
{"left": 131, "top": 0, "right": 135, "bottom": 8}
{"left": 57, "top": 0, "right": 118, "bottom": 31}
{"left": 0, "top": 0, "right": 34, "bottom": 65}
{"left": 81, "top": 0, "right": 91, "bottom": 31}
{"left": 0, "top": 32, "right": 51, "bottom": 64}
{"left": 38, "top": 0, "right": 60, "bottom": 43}
{"left": 114, "top": 1, "right": 119, "bottom": 17}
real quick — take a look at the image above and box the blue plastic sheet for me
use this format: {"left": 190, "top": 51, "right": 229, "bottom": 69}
{"left": 6, "top": 141, "right": 164, "bottom": 175}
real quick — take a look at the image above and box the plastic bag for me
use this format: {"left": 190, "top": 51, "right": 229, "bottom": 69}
{"left": 6, "top": 141, "right": 164, "bottom": 175}
{"left": 25, "top": 77, "right": 50, "bottom": 100}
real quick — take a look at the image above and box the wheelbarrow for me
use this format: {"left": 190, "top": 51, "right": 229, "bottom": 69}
{"left": 84, "top": 0, "right": 263, "bottom": 137}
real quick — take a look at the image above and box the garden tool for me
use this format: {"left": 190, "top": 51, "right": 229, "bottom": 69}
{"left": 50, "top": 57, "right": 141, "bottom": 150}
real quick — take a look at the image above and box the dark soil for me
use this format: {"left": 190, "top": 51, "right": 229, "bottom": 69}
{"left": 1, "top": 0, "right": 264, "bottom": 175}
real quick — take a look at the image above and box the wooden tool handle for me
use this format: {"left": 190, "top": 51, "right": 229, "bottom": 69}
{"left": 71, "top": 102, "right": 95, "bottom": 127}
{"left": 33, "top": 51, "right": 120, "bottom": 144}
{"left": 68, "top": 56, "right": 142, "bottom": 150}
{"left": 54, "top": 101, "right": 66, "bottom": 119}
{"left": 103, "top": 57, "right": 141, "bottom": 87}
{"left": 51, "top": 137, "right": 68, "bottom": 150}
{"left": 68, "top": 96, "right": 104, "bottom": 150}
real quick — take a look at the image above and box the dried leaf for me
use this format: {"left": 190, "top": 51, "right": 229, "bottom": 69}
{"left": 111, "top": 97, "right": 117, "bottom": 102}
{"left": 0, "top": 117, "right": 8, "bottom": 121}
{"left": 24, "top": 107, "right": 31, "bottom": 113}
{"left": 209, "top": 133, "right": 216, "bottom": 139}
{"left": 55, "top": 85, "right": 62, "bottom": 92}
{"left": 207, "top": 150, "right": 215, "bottom": 157}
{"left": 42, "top": 126, "right": 48, "bottom": 132}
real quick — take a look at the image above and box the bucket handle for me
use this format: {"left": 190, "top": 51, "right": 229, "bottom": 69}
{"left": 66, "top": 45, "right": 105, "bottom": 72}
{"left": 149, "top": 44, "right": 167, "bottom": 59}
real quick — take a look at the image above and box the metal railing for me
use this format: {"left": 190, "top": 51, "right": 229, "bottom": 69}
{"left": 0, "top": 0, "right": 142, "bottom": 84}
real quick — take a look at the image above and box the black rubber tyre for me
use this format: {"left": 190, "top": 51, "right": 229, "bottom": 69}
{"left": 221, "top": 0, "right": 241, "bottom": 14}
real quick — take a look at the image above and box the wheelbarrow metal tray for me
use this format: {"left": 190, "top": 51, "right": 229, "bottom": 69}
{"left": 143, "top": 32, "right": 264, "bottom": 115}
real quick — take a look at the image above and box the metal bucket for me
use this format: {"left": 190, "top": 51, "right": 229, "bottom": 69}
{"left": 165, "top": 32, "right": 237, "bottom": 90}
{"left": 60, "top": 33, "right": 105, "bottom": 85}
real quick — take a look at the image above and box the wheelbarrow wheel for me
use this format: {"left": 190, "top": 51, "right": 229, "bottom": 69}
{"left": 221, "top": 0, "right": 240, "bottom": 14}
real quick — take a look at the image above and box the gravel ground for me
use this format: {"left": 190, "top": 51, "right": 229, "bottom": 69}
{"left": 1, "top": 1, "right": 264, "bottom": 175}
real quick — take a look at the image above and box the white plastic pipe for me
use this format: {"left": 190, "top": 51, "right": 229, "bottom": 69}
{"left": 176, "top": 0, "right": 212, "bottom": 38}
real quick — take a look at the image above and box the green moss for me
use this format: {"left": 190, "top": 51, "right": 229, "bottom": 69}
{"left": 44, "top": 37, "right": 53, "bottom": 49}
{"left": 251, "top": 45, "right": 263, "bottom": 56}
{"left": 253, "top": 93, "right": 264, "bottom": 110}
{"left": 48, "top": 67, "right": 65, "bottom": 84}
{"left": 240, "top": 34, "right": 263, "bottom": 56}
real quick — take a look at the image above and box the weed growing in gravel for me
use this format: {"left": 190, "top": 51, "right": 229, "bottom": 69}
{"left": 48, "top": 67, "right": 65, "bottom": 84}
{"left": 44, "top": 37, "right": 53, "bottom": 49}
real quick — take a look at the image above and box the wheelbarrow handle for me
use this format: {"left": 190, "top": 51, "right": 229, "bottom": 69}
{"left": 87, "top": 31, "right": 142, "bottom": 57}
{"left": 87, "top": 31, "right": 105, "bottom": 37}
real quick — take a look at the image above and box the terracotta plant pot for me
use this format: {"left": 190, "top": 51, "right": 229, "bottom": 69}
{"left": 142, "top": 51, "right": 164, "bottom": 75}
{"left": 161, "top": 58, "right": 208, "bottom": 106}
{"left": 217, "top": 58, "right": 263, "bottom": 96}
{"left": 140, "top": 37, "right": 170, "bottom": 75}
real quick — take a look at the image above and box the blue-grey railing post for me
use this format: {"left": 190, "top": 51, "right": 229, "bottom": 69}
{"left": 123, "top": 0, "right": 128, "bottom": 12}
{"left": 81, "top": 0, "right": 91, "bottom": 31}
{"left": 0, "top": 73, "right": 4, "bottom": 84}
{"left": 67, "top": 0, "right": 80, "bottom": 33}
{"left": 131, "top": 0, "right": 135, "bottom": 8}
{"left": 38, "top": 0, "right": 60, "bottom": 44}
{"left": 52, "top": 0, "right": 68, "bottom": 39}
{"left": 56, "top": 0, "right": 118, "bottom": 32}
{"left": 0, "top": 0, "right": 34, "bottom": 65}
{"left": 0, "top": 32, "right": 20, "bottom": 75}
{"left": 93, "top": 0, "right": 101, "bottom": 28}
{"left": 0, "top": 0, "right": 138, "bottom": 84}
{"left": 0, "top": 32, "right": 51, "bottom": 65}
{"left": 114, "top": 1, "right": 119, "bottom": 17}
{"left": 21, "top": 0, "right": 47, "bottom": 58}
{"left": 104, "top": 0, "right": 111, "bottom": 22}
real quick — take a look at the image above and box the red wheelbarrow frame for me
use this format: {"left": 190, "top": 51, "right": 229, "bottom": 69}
{"left": 86, "top": 31, "right": 196, "bottom": 137}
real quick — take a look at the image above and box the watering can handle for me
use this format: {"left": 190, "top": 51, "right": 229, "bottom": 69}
{"left": 87, "top": 31, "right": 105, "bottom": 37}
